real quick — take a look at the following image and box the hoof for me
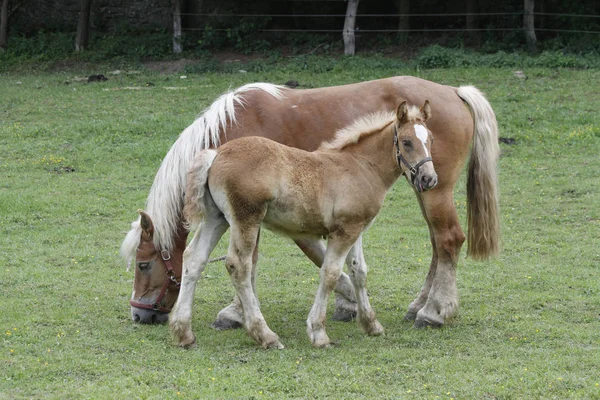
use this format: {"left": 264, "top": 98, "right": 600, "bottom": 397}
{"left": 212, "top": 318, "right": 243, "bottom": 331}
{"left": 176, "top": 332, "right": 197, "bottom": 348}
{"left": 265, "top": 340, "right": 285, "bottom": 350}
{"left": 331, "top": 308, "right": 357, "bottom": 322}
{"left": 414, "top": 316, "right": 443, "bottom": 329}
{"left": 366, "top": 321, "right": 385, "bottom": 336}
{"left": 403, "top": 311, "right": 417, "bottom": 321}
{"left": 309, "top": 330, "right": 332, "bottom": 348}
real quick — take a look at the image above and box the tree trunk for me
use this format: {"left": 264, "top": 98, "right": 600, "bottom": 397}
{"left": 75, "top": 0, "right": 92, "bottom": 52}
{"left": 523, "top": 0, "right": 537, "bottom": 54}
{"left": 0, "top": 0, "right": 8, "bottom": 51}
{"left": 343, "top": 0, "right": 359, "bottom": 56}
{"left": 396, "top": 0, "right": 409, "bottom": 32}
{"left": 172, "top": 0, "right": 182, "bottom": 54}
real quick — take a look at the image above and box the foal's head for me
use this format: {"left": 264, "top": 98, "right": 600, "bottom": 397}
{"left": 394, "top": 101, "right": 438, "bottom": 192}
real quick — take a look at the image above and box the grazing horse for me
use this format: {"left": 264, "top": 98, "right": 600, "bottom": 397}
{"left": 170, "top": 102, "right": 437, "bottom": 348}
{"left": 121, "top": 77, "right": 500, "bottom": 329}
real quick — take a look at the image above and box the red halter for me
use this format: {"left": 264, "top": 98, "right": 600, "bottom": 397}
{"left": 129, "top": 250, "right": 180, "bottom": 313}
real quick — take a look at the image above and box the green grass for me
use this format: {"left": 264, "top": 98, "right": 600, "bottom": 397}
{"left": 1, "top": 62, "right": 599, "bottom": 399}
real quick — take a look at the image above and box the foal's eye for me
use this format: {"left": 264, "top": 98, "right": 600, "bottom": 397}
{"left": 401, "top": 139, "right": 413, "bottom": 148}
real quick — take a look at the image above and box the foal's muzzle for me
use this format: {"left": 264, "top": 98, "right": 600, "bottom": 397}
{"left": 413, "top": 169, "right": 438, "bottom": 193}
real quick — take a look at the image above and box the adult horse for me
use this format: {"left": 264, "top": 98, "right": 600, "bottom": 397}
{"left": 171, "top": 101, "right": 437, "bottom": 349}
{"left": 121, "top": 76, "right": 500, "bottom": 328}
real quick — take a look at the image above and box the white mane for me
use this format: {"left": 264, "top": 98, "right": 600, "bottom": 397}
{"left": 120, "top": 83, "right": 286, "bottom": 265}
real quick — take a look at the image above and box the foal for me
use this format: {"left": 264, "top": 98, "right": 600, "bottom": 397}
{"left": 170, "top": 101, "right": 437, "bottom": 349}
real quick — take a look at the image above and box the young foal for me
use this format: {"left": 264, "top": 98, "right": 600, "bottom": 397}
{"left": 170, "top": 101, "right": 437, "bottom": 349}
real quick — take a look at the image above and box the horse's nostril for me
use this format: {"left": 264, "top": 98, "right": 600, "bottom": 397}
{"left": 150, "top": 314, "right": 157, "bottom": 324}
{"left": 133, "top": 314, "right": 141, "bottom": 322}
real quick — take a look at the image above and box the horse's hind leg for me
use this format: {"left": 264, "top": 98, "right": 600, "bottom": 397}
{"left": 404, "top": 194, "right": 438, "bottom": 322}
{"left": 294, "top": 238, "right": 357, "bottom": 322}
{"left": 227, "top": 223, "right": 283, "bottom": 349}
{"left": 408, "top": 188, "right": 465, "bottom": 328}
{"left": 346, "top": 235, "right": 384, "bottom": 336}
{"left": 170, "top": 215, "right": 229, "bottom": 347}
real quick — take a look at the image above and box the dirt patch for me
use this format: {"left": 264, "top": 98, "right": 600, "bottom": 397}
{"left": 143, "top": 59, "right": 196, "bottom": 74}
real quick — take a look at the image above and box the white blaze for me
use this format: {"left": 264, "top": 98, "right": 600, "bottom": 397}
{"left": 414, "top": 124, "right": 429, "bottom": 156}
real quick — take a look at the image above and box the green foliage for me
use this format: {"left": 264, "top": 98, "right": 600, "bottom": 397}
{"left": 1, "top": 63, "right": 599, "bottom": 399}
{"left": 414, "top": 45, "right": 600, "bottom": 69}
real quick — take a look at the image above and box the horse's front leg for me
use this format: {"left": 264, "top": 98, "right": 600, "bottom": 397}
{"left": 294, "top": 238, "right": 357, "bottom": 322}
{"left": 306, "top": 231, "right": 357, "bottom": 348}
{"left": 407, "top": 188, "right": 465, "bottom": 327}
{"left": 227, "top": 223, "right": 283, "bottom": 349}
{"left": 170, "top": 216, "right": 229, "bottom": 347}
{"left": 346, "top": 235, "right": 384, "bottom": 336}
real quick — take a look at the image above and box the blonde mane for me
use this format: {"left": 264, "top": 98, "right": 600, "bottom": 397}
{"left": 319, "top": 106, "right": 422, "bottom": 151}
{"left": 120, "top": 83, "right": 286, "bottom": 265}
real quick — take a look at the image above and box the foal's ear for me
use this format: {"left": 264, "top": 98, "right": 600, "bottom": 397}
{"left": 420, "top": 100, "right": 432, "bottom": 121}
{"left": 396, "top": 101, "right": 409, "bottom": 124}
{"left": 138, "top": 210, "right": 154, "bottom": 242}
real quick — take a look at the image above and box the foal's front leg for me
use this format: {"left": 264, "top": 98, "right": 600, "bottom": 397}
{"left": 346, "top": 235, "right": 384, "bottom": 336}
{"left": 170, "top": 217, "right": 229, "bottom": 347}
{"left": 227, "top": 224, "right": 283, "bottom": 349}
{"left": 306, "top": 232, "right": 357, "bottom": 348}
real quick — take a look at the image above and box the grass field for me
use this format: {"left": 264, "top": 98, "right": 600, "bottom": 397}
{"left": 1, "top": 60, "right": 599, "bottom": 399}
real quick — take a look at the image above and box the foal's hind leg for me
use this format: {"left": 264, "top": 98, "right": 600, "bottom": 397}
{"left": 407, "top": 188, "right": 465, "bottom": 328}
{"left": 295, "top": 238, "right": 358, "bottom": 322}
{"left": 227, "top": 223, "right": 283, "bottom": 349}
{"left": 170, "top": 216, "right": 229, "bottom": 347}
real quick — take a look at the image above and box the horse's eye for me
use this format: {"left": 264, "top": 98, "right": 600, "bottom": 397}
{"left": 137, "top": 261, "right": 152, "bottom": 271}
{"left": 401, "top": 139, "right": 413, "bottom": 148}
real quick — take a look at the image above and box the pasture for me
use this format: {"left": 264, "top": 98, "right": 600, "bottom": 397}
{"left": 1, "top": 61, "right": 599, "bottom": 398}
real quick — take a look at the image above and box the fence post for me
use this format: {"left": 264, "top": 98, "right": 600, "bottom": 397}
{"left": 523, "top": 0, "right": 537, "bottom": 54}
{"left": 172, "top": 0, "right": 182, "bottom": 54}
{"left": 343, "top": 0, "right": 359, "bottom": 56}
{"left": 1, "top": 0, "right": 9, "bottom": 50}
{"left": 75, "top": 0, "right": 93, "bottom": 52}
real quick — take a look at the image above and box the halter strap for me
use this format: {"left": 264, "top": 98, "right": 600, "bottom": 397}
{"left": 393, "top": 125, "right": 433, "bottom": 180}
{"left": 129, "top": 249, "right": 181, "bottom": 313}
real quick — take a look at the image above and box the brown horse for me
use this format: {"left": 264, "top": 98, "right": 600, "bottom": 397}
{"left": 170, "top": 102, "right": 437, "bottom": 348}
{"left": 121, "top": 77, "right": 500, "bottom": 329}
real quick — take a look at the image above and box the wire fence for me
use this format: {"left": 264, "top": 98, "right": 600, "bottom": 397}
{"left": 180, "top": 12, "right": 600, "bottom": 34}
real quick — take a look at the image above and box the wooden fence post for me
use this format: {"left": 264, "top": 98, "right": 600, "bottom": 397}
{"left": 524, "top": 0, "right": 537, "bottom": 54}
{"left": 172, "top": 0, "right": 182, "bottom": 54}
{"left": 75, "top": 0, "right": 92, "bottom": 52}
{"left": 0, "top": 0, "right": 9, "bottom": 51}
{"left": 343, "top": 0, "right": 359, "bottom": 56}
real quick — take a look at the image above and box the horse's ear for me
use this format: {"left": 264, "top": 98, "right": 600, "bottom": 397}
{"left": 138, "top": 210, "right": 154, "bottom": 242}
{"left": 420, "top": 100, "right": 432, "bottom": 121}
{"left": 396, "top": 101, "right": 408, "bottom": 124}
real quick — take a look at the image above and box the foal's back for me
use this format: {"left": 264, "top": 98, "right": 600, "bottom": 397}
{"left": 208, "top": 136, "right": 362, "bottom": 237}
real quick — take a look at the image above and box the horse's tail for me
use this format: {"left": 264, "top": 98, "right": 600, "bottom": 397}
{"left": 456, "top": 86, "right": 500, "bottom": 261}
{"left": 183, "top": 149, "right": 218, "bottom": 230}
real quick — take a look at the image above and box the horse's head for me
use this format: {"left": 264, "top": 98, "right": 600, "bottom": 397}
{"left": 127, "top": 211, "right": 183, "bottom": 324}
{"left": 394, "top": 101, "right": 438, "bottom": 192}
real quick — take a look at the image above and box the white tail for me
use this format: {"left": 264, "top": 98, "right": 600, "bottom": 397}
{"left": 456, "top": 86, "right": 500, "bottom": 260}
